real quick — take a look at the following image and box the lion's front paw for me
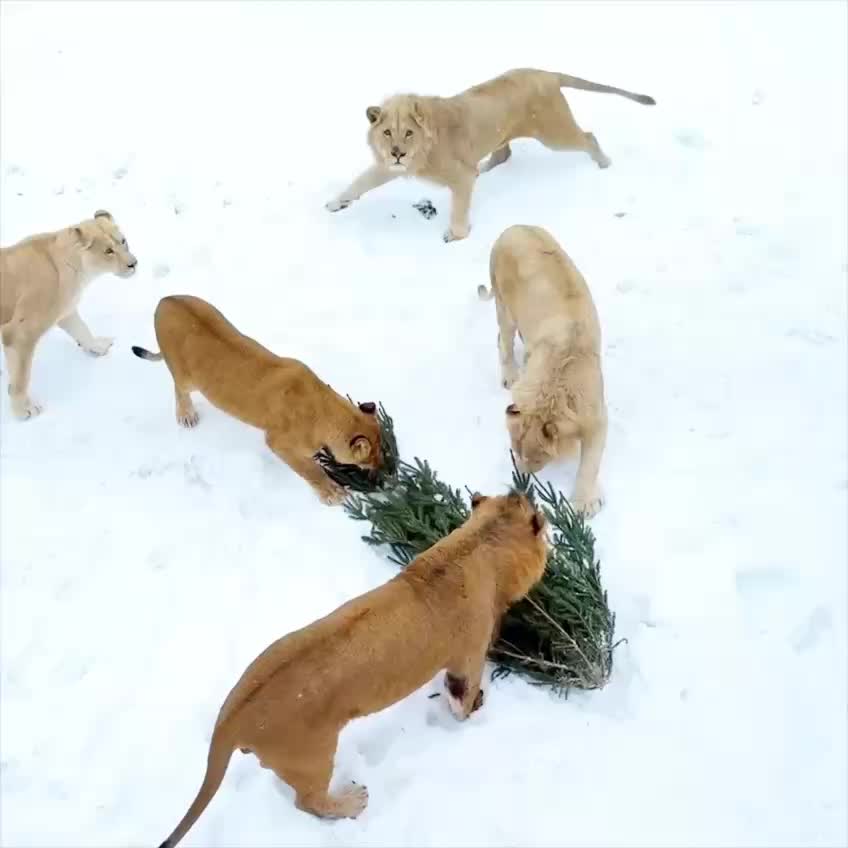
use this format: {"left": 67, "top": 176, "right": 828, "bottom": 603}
{"left": 177, "top": 409, "right": 200, "bottom": 429}
{"left": 443, "top": 225, "right": 470, "bottom": 243}
{"left": 316, "top": 481, "right": 347, "bottom": 506}
{"left": 571, "top": 490, "right": 604, "bottom": 518}
{"left": 501, "top": 368, "right": 518, "bottom": 389}
{"left": 471, "top": 688, "right": 485, "bottom": 713}
{"left": 10, "top": 394, "right": 43, "bottom": 421}
{"left": 326, "top": 198, "right": 351, "bottom": 213}
{"left": 81, "top": 336, "right": 114, "bottom": 356}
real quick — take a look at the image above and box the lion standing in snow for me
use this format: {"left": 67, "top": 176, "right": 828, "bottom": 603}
{"left": 480, "top": 224, "right": 607, "bottom": 518}
{"left": 326, "top": 68, "right": 655, "bottom": 242}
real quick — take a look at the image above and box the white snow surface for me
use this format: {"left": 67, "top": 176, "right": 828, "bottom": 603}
{"left": 1, "top": 2, "right": 846, "bottom": 846}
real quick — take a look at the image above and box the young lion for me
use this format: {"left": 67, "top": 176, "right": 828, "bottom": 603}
{"left": 326, "top": 68, "right": 655, "bottom": 242}
{"left": 479, "top": 225, "right": 607, "bottom": 518}
{"left": 155, "top": 490, "right": 548, "bottom": 848}
{"left": 0, "top": 210, "right": 137, "bottom": 419}
{"left": 131, "top": 295, "right": 383, "bottom": 505}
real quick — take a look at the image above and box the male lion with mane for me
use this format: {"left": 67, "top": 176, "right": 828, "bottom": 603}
{"left": 326, "top": 68, "right": 655, "bottom": 242}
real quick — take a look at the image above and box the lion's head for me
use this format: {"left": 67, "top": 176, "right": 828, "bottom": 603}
{"left": 467, "top": 489, "right": 549, "bottom": 601}
{"left": 505, "top": 402, "right": 579, "bottom": 474}
{"left": 365, "top": 95, "right": 434, "bottom": 174}
{"left": 73, "top": 210, "right": 137, "bottom": 279}
{"left": 331, "top": 400, "right": 384, "bottom": 479}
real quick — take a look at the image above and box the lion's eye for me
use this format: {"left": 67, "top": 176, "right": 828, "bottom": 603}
{"left": 105, "top": 248, "right": 114, "bottom": 255}
{"left": 405, "top": 129, "right": 413, "bottom": 138}
{"left": 383, "top": 129, "right": 391, "bottom": 137}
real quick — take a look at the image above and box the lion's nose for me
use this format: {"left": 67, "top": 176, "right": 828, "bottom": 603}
{"left": 127, "top": 258, "right": 138, "bottom": 270}
{"left": 391, "top": 146, "right": 405, "bottom": 159}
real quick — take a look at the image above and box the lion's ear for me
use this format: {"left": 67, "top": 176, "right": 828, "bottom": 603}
{"left": 542, "top": 420, "right": 558, "bottom": 441}
{"left": 366, "top": 106, "right": 382, "bottom": 125}
{"left": 94, "top": 209, "right": 113, "bottom": 221}
{"left": 531, "top": 510, "right": 546, "bottom": 536}
{"left": 72, "top": 227, "right": 93, "bottom": 249}
{"left": 411, "top": 99, "right": 429, "bottom": 131}
{"left": 350, "top": 435, "right": 372, "bottom": 461}
{"left": 471, "top": 492, "right": 488, "bottom": 510}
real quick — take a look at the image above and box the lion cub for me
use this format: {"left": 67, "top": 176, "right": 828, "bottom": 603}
{"left": 0, "top": 210, "right": 137, "bottom": 419}
{"left": 479, "top": 225, "right": 607, "bottom": 517}
{"left": 132, "top": 295, "right": 383, "bottom": 505}
{"left": 326, "top": 68, "right": 654, "bottom": 242}
{"left": 155, "top": 491, "right": 548, "bottom": 847}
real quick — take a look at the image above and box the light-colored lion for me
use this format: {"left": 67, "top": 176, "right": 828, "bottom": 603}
{"left": 155, "top": 490, "right": 549, "bottom": 847}
{"left": 326, "top": 68, "right": 655, "bottom": 242}
{"left": 0, "top": 210, "right": 137, "bottom": 419}
{"left": 131, "top": 295, "right": 384, "bottom": 505}
{"left": 479, "top": 224, "right": 607, "bottom": 517}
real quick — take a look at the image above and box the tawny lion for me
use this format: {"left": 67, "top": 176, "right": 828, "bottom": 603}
{"left": 131, "top": 295, "right": 383, "bottom": 505}
{"left": 326, "top": 68, "right": 655, "bottom": 242}
{"left": 479, "top": 224, "right": 607, "bottom": 517}
{"left": 155, "top": 490, "right": 549, "bottom": 847}
{"left": 0, "top": 210, "right": 137, "bottom": 419}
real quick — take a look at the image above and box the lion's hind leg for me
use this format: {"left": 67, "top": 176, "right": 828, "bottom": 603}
{"left": 262, "top": 733, "right": 368, "bottom": 820}
{"left": 535, "top": 95, "right": 612, "bottom": 168}
{"left": 480, "top": 144, "right": 512, "bottom": 174}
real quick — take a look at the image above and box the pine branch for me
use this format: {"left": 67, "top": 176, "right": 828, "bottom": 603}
{"left": 343, "top": 442, "right": 619, "bottom": 694}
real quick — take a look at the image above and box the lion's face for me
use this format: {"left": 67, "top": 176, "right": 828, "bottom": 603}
{"left": 334, "top": 401, "right": 384, "bottom": 478}
{"left": 75, "top": 210, "right": 137, "bottom": 278}
{"left": 505, "top": 403, "right": 576, "bottom": 474}
{"left": 365, "top": 96, "right": 432, "bottom": 173}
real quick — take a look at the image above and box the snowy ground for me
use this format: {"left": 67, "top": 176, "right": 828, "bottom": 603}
{"left": 1, "top": 1, "right": 846, "bottom": 846}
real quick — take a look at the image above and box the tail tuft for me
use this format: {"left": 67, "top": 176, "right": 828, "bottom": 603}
{"left": 132, "top": 345, "right": 163, "bottom": 362}
{"left": 556, "top": 72, "right": 655, "bottom": 106}
{"left": 158, "top": 841, "right": 173, "bottom": 848}
{"left": 477, "top": 284, "right": 494, "bottom": 301}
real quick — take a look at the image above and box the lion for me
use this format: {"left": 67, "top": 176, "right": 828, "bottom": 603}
{"left": 0, "top": 210, "right": 137, "bottom": 419}
{"left": 325, "top": 68, "right": 655, "bottom": 242}
{"left": 155, "top": 490, "right": 549, "bottom": 847}
{"left": 479, "top": 225, "right": 607, "bottom": 518}
{"left": 131, "top": 294, "right": 383, "bottom": 505}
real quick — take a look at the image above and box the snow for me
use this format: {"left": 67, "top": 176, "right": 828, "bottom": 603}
{"left": 1, "top": 1, "right": 846, "bottom": 846}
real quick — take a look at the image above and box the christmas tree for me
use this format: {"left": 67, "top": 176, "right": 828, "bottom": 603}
{"left": 317, "top": 405, "right": 619, "bottom": 694}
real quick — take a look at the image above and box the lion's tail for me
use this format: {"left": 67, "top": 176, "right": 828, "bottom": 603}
{"left": 477, "top": 284, "right": 494, "bottom": 301}
{"left": 557, "top": 72, "right": 655, "bottom": 106}
{"left": 157, "top": 726, "right": 234, "bottom": 848}
{"left": 477, "top": 244, "right": 501, "bottom": 302}
{"left": 131, "top": 345, "right": 163, "bottom": 362}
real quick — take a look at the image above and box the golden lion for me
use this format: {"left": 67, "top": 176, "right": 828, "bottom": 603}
{"left": 132, "top": 295, "right": 383, "bottom": 505}
{"left": 326, "top": 68, "right": 655, "bottom": 242}
{"left": 155, "top": 490, "right": 549, "bottom": 847}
